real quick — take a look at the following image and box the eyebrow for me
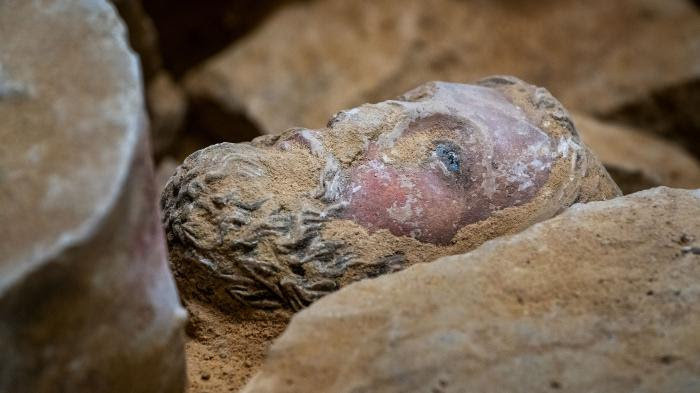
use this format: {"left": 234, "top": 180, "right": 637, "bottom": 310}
{"left": 405, "top": 113, "right": 473, "bottom": 136}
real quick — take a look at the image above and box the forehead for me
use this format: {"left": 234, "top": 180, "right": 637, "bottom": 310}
{"left": 321, "top": 82, "right": 552, "bottom": 167}
{"left": 376, "top": 83, "right": 549, "bottom": 151}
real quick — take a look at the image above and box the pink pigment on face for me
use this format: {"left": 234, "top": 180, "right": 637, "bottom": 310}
{"left": 342, "top": 161, "right": 471, "bottom": 244}
{"left": 339, "top": 86, "right": 554, "bottom": 244}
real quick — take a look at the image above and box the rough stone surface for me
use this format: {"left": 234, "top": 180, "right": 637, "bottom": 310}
{"left": 183, "top": 301, "right": 289, "bottom": 393}
{"left": 141, "top": 0, "right": 298, "bottom": 78}
{"left": 574, "top": 113, "right": 700, "bottom": 194}
{"left": 0, "top": 1, "right": 186, "bottom": 392}
{"left": 184, "top": 0, "right": 700, "bottom": 139}
{"left": 603, "top": 78, "right": 700, "bottom": 159}
{"left": 162, "top": 76, "right": 619, "bottom": 315}
{"left": 111, "top": 0, "right": 188, "bottom": 158}
{"left": 243, "top": 187, "right": 700, "bottom": 393}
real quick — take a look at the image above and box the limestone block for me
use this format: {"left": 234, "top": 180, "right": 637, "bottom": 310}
{"left": 0, "top": 1, "right": 186, "bottom": 391}
{"left": 243, "top": 187, "right": 700, "bottom": 393}
{"left": 574, "top": 113, "right": 700, "bottom": 194}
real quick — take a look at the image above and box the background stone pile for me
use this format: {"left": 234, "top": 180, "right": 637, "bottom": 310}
{"left": 111, "top": 0, "right": 700, "bottom": 196}
{"left": 108, "top": 0, "right": 700, "bottom": 196}
{"left": 1, "top": 0, "right": 699, "bottom": 392}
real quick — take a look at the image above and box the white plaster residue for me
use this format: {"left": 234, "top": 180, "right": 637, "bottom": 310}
{"left": 387, "top": 195, "right": 421, "bottom": 223}
{"left": 25, "top": 144, "right": 45, "bottom": 163}
{"left": 0, "top": 63, "right": 33, "bottom": 99}
{"left": 299, "top": 129, "right": 324, "bottom": 156}
{"left": 529, "top": 158, "right": 550, "bottom": 171}
{"left": 219, "top": 146, "right": 266, "bottom": 178}
{"left": 317, "top": 156, "right": 343, "bottom": 201}
{"left": 369, "top": 160, "right": 385, "bottom": 171}
{"left": 479, "top": 139, "right": 497, "bottom": 199}
{"left": 518, "top": 179, "right": 535, "bottom": 192}
{"left": 398, "top": 174, "right": 414, "bottom": 189}
{"left": 481, "top": 172, "right": 497, "bottom": 199}
{"left": 368, "top": 160, "right": 392, "bottom": 181}
{"left": 527, "top": 140, "right": 550, "bottom": 156}
{"left": 341, "top": 107, "right": 361, "bottom": 116}
{"left": 378, "top": 115, "right": 411, "bottom": 148}
{"left": 557, "top": 138, "right": 570, "bottom": 157}
{"left": 505, "top": 161, "right": 534, "bottom": 192}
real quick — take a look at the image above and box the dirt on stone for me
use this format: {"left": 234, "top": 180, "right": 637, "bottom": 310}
{"left": 241, "top": 187, "right": 700, "bottom": 393}
{"left": 183, "top": 300, "right": 290, "bottom": 393}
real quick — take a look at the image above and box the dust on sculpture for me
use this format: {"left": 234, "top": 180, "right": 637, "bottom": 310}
{"left": 162, "top": 76, "right": 620, "bottom": 312}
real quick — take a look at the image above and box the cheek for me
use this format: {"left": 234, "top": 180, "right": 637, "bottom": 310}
{"left": 340, "top": 163, "right": 468, "bottom": 244}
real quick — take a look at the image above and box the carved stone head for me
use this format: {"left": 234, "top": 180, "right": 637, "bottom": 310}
{"left": 162, "top": 76, "right": 620, "bottom": 312}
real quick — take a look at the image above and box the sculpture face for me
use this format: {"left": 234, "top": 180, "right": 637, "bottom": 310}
{"left": 274, "top": 84, "right": 554, "bottom": 244}
{"left": 338, "top": 85, "right": 553, "bottom": 244}
{"left": 162, "top": 76, "right": 620, "bottom": 311}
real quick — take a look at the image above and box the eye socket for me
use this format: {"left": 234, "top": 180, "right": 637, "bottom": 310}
{"left": 434, "top": 142, "right": 461, "bottom": 173}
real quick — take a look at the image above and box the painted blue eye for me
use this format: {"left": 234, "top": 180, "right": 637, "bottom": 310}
{"left": 435, "top": 143, "right": 461, "bottom": 173}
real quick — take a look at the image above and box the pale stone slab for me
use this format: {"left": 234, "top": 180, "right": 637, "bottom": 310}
{"left": 244, "top": 187, "right": 700, "bottom": 393}
{"left": 0, "top": 1, "right": 186, "bottom": 392}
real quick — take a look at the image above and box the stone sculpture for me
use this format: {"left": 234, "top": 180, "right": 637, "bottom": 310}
{"left": 162, "top": 76, "right": 620, "bottom": 312}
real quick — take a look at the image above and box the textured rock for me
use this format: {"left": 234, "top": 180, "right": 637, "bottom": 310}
{"left": 243, "top": 187, "right": 700, "bottom": 393}
{"left": 147, "top": 71, "right": 187, "bottom": 158}
{"left": 184, "top": 0, "right": 700, "bottom": 138}
{"left": 0, "top": 1, "right": 186, "bottom": 392}
{"left": 111, "top": 0, "right": 187, "bottom": 158}
{"left": 142, "top": 0, "right": 296, "bottom": 77}
{"left": 574, "top": 113, "right": 700, "bottom": 193}
{"left": 183, "top": 301, "right": 289, "bottom": 393}
{"left": 603, "top": 78, "right": 700, "bottom": 159}
{"left": 162, "top": 76, "right": 619, "bottom": 314}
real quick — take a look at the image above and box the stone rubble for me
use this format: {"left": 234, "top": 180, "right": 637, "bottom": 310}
{"left": 573, "top": 113, "right": 700, "bottom": 194}
{"left": 184, "top": 0, "right": 700, "bottom": 140}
